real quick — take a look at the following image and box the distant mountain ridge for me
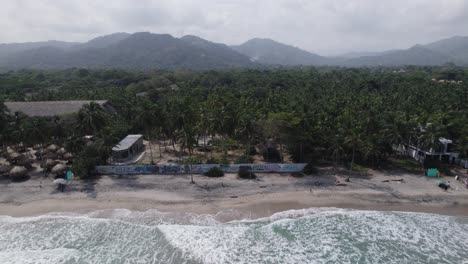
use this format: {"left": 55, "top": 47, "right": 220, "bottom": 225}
{"left": 231, "top": 38, "right": 331, "bottom": 65}
{"left": 0, "top": 32, "right": 254, "bottom": 70}
{"left": 0, "top": 32, "right": 467, "bottom": 69}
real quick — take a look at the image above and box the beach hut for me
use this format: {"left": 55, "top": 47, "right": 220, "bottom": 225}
{"left": 9, "top": 166, "right": 28, "bottom": 181}
{"left": 42, "top": 159, "right": 58, "bottom": 171}
{"left": 52, "top": 164, "right": 69, "bottom": 175}
{"left": 47, "top": 144, "right": 59, "bottom": 152}
{"left": 0, "top": 164, "right": 12, "bottom": 176}
{"left": 112, "top": 135, "right": 144, "bottom": 163}
{"left": 63, "top": 153, "right": 73, "bottom": 161}
{"left": 57, "top": 148, "right": 67, "bottom": 155}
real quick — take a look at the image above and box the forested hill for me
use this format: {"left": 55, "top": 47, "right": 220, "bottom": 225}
{"left": 231, "top": 38, "right": 333, "bottom": 65}
{"left": 1, "top": 32, "right": 468, "bottom": 69}
{"left": 0, "top": 33, "right": 254, "bottom": 70}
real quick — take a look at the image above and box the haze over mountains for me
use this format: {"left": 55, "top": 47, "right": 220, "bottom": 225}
{"left": 0, "top": 32, "right": 467, "bottom": 70}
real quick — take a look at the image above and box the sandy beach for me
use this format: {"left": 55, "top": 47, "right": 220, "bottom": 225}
{"left": 1, "top": 167, "right": 467, "bottom": 218}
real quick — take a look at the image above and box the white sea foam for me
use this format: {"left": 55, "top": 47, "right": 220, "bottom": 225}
{"left": 0, "top": 208, "right": 466, "bottom": 264}
{"left": 0, "top": 248, "right": 81, "bottom": 264}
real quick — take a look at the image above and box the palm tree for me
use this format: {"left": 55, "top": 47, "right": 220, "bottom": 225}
{"left": 0, "top": 101, "right": 10, "bottom": 150}
{"left": 20, "top": 117, "right": 47, "bottom": 153}
{"left": 77, "top": 102, "right": 108, "bottom": 135}
{"left": 136, "top": 102, "right": 160, "bottom": 164}
{"left": 94, "top": 130, "right": 120, "bottom": 160}
{"left": 344, "top": 127, "right": 363, "bottom": 171}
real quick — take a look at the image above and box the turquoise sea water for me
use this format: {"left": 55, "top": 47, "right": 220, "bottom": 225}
{"left": 0, "top": 208, "right": 467, "bottom": 264}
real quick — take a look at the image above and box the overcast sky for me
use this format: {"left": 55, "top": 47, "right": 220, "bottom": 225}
{"left": 1, "top": 0, "right": 468, "bottom": 55}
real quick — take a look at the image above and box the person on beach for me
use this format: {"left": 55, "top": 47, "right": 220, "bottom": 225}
{"left": 438, "top": 181, "right": 450, "bottom": 191}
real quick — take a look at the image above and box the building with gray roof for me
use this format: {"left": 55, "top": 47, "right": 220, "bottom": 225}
{"left": 112, "top": 135, "right": 144, "bottom": 163}
{"left": 4, "top": 100, "right": 114, "bottom": 117}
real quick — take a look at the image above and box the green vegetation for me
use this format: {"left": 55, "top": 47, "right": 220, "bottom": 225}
{"left": 0, "top": 66, "right": 467, "bottom": 177}
{"left": 388, "top": 158, "right": 422, "bottom": 174}
{"left": 238, "top": 167, "right": 256, "bottom": 179}
{"left": 303, "top": 162, "right": 318, "bottom": 175}
{"left": 204, "top": 167, "right": 224, "bottom": 178}
{"left": 235, "top": 155, "right": 254, "bottom": 164}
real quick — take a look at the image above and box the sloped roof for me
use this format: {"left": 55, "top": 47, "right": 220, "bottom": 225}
{"left": 4, "top": 100, "right": 109, "bottom": 117}
{"left": 112, "top": 135, "right": 143, "bottom": 152}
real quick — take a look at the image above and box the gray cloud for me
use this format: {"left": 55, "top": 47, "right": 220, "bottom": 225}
{"left": 1, "top": 0, "right": 467, "bottom": 55}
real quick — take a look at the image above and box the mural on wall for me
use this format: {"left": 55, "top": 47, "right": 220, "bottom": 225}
{"left": 96, "top": 163, "right": 306, "bottom": 175}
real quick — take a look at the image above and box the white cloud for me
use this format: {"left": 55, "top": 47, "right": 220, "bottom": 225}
{"left": 0, "top": 0, "right": 467, "bottom": 55}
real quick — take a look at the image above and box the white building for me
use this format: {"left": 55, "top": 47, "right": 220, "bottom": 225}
{"left": 402, "top": 137, "right": 459, "bottom": 164}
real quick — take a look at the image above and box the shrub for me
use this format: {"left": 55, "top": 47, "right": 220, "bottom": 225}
{"left": 262, "top": 147, "right": 282, "bottom": 162}
{"left": 303, "top": 162, "right": 318, "bottom": 175}
{"left": 245, "top": 145, "right": 257, "bottom": 155}
{"left": 235, "top": 155, "right": 253, "bottom": 164}
{"left": 204, "top": 167, "right": 224, "bottom": 177}
{"left": 238, "top": 167, "right": 256, "bottom": 179}
{"left": 206, "top": 158, "right": 221, "bottom": 164}
{"left": 291, "top": 172, "right": 304, "bottom": 178}
{"left": 206, "top": 156, "right": 230, "bottom": 164}
{"left": 72, "top": 145, "right": 105, "bottom": 179}
{"left": 180, "top": 157, "right": 203, "bottom": 165}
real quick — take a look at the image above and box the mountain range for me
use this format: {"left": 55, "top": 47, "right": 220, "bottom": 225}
{"left": 0, "top": 32, "right": 467, "bottom": 70}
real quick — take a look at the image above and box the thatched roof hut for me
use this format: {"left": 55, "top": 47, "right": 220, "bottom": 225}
{"left": 7, "top": 152, "right": 25, "bottom": 163}
{"left": 7, "top": 148, "right": 15, "bottom": 155}
{"left": 44, "top": 152, "right": 59, "bottom": 160}
{"left": 63, "top": 153, "right": 73, "bottom": 161}
{"left": 0, "top": 164, "right": 12, "bottom": 174}
{"left": 47, "top": 144, "right": 59, "bottom": 152}
{"left": 9, "top": 166, "right": 30, "bottom": 182}
{"left": 16, "top": 158, "right": 34, "bottom": 170}
{"left": 57, "top": 148, "right": 67, "bottom": 155}
{"left": 32, "top": 144, "right": 42, "bottom": 150}
{"left": 9, "top": 166, "right": 28, "bottom": 177}
{"left": 35, "top": 148, "right": 49, "bottom": 161}
{"left": 14, "top": 144, "right": 26, "bottom": 153}
{"left": 52, "top": 164, "right": 68, "bottom": 174}
{"left": 41, "top": 159, "right": 58, "bottom": 170}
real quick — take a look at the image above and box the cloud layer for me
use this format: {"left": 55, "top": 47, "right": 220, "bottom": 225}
{"left": 1, "top": 0, "right": 468, "bottom": 55}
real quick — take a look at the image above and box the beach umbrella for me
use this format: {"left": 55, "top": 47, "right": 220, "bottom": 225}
{"left": 14, "top": 144, "right": 26, "bottom": 153}
{"left": 63, "top": 153, "right": 73, "bottom": 161}
{"left": 47, "top": 144, "right": 58, "bottom": 152}
{"left": 9, "top": 166, "right": 28, "bottom": 177}
{"left": 16, "top": 158, "right": 34, "bottom": 170}
{"left": 32, "top": 144, "right": 42, "bottom": 150}
{"left": 53, "top": 178, "right": 67, "bottom": 185}
{"left": 7, "top": 152, "right": 25, "bottom": 163}
{"left": 0, "top": 164, "right": 12, "bottom": 174}
{"left": 44, "top": 152, "right": 59, "bottom": 160}
{"left": 52, "top": 164, "right": 69, "bottom": 174}
{"left": 42, "top": 159, "right": 58, "bottom": 170}
{"left": 7, "top": 148, "right": 15, "bottom": 155}
{"left": 57, "top": 148, "right": 67, "bottom": 155}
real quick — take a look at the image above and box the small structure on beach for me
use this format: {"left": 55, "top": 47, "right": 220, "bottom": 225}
{"left": 399, "top": 137, "right": 459, "bottom": 165}
{"left": 112, "top": 135, "right": 144, "bottom": 164}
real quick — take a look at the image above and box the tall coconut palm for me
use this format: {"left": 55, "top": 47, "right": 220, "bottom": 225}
{"left": 136, "top": 102, "right": 161, "bottom": 164}
{"left": 77, "top": 102, "right": 108, "bottom": 135}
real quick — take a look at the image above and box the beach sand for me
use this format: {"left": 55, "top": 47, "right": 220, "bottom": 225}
{"left": 1, "top": 168, "right": 468, "bottom": 218}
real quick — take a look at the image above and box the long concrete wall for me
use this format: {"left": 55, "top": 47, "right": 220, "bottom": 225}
{"left": 96, "top": 163, "right": 307, "bottom": 175}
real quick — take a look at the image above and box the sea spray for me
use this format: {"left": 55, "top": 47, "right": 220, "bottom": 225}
{"left": 0, "top": 208, "right": 466, "bottom": 264}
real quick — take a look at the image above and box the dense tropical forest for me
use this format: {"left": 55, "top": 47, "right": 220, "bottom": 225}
{"left": 0, "top": 66, "right": 467, "bottom": 177}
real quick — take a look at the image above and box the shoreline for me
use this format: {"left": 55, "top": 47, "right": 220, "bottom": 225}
{"left": 1, "top": 190, "right": 467, "bottom": 218}
{"left": 1, "top": 171, "right": 468, "bottom": 218}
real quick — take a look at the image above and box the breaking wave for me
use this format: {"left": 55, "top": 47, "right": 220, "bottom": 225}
{"left": 0, "top": 208, "right": 467, "bottom": 264}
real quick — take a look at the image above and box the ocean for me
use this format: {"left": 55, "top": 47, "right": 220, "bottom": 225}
{"left": 0, "top": 208, "right": 467, "bottom": 264}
